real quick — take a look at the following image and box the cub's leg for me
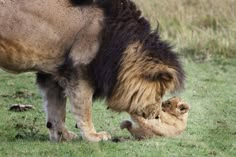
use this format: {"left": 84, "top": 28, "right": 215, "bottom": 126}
{"left": 36, "top": 73, "right": 77, "bottom": 142}
{"left": 67, "top": 79, "right": 111, "bottom": 142}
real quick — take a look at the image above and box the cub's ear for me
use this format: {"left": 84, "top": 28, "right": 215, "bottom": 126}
{"left": 178, "top": 103, "right": 190, "bottom": 114}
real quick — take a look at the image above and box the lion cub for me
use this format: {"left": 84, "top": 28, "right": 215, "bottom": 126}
{"left": 120, "top": 97, "right": 190, "bottom": 139}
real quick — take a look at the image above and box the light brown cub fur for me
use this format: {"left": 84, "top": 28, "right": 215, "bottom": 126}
{"left": 120, "top": 97, "right": 190, "bottom": 139}
{"left": 0, "top": 0, "right": 102, "bottom": 73}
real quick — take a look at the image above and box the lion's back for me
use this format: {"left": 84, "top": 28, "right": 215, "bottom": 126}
{"left": 0, "top": 0, "right": 92, "bottom": 73}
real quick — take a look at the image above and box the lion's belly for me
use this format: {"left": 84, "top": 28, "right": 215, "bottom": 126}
{"left": 0, "top": 37, "right": 64, "bottom": 73}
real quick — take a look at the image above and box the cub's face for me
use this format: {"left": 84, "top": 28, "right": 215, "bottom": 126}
{"left": 162, "top": 97, "right": 190, "bottom": 117}
{"left": 121, "top": 97, "right": 190, "bottom": 139}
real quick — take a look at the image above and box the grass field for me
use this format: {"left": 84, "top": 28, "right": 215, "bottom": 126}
{"left": 137, "top": 0, "right": 236, "bottom": 59}
{"left": 0, "top": 0, "right": 236, "bottom": 157}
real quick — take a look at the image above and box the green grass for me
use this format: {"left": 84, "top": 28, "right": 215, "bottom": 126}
{"left": 0, "top": 0, "right": 236, "bottom": 156}
{"left": 0, "top": 59, "right": 236, "bottom": 157}
{"left": 136, "top": 0, "right": 236, "bottom": 59}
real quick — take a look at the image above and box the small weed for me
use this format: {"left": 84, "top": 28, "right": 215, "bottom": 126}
{"left": 11, "top": 116, "right": 41, "bottom": 139}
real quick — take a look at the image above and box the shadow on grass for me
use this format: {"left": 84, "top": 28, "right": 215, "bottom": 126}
{"left": 12, "top": 134, "right": 49, "bottom": 142}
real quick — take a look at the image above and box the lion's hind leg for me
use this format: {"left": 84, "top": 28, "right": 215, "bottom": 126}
{"left": 37, "top": 73, "right": 77, "bottom": 142}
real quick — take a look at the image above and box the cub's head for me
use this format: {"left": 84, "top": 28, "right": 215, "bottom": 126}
{"left": 121, "top": 97, "right": 190, "bottom": 139}
{"left": 162, "top": 97, "right": 190, "bottom": 117}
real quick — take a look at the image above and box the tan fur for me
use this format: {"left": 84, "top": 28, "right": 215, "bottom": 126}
{"left": 69, "top": 7, "right": 104, "bottom": 65}
{"left": 66, "top": 77, "right": 111, "bottom": 142}
{"left": 40, "top": 81, "right": 77, "bottom": 141}
{"left": 0, "top": 0, "right": 103, "bottom": 73}
{"left": 108, "top": 43, "right": 181, "bottom": 119}
{"left": 0, "top": 1, "right": 183, "bottom": 142}
{"left": 0, "top": 0, "right": 108, "bottom": 142}
{"left": 120, "top": 97, "right": 190, "bottom": 139}
{"left": 0, "top": 36, "right": 64, "bottom": 73}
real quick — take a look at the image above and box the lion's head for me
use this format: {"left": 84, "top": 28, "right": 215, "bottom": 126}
{"left": 89, "top": 0, "right": 185, "bottom": 119}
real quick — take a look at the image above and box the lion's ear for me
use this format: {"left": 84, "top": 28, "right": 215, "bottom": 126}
{"left": 178, "top": 103, "right": 190, "bottom": 114}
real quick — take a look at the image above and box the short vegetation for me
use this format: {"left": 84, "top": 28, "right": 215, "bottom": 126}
{"left": 0, "top": 0, "right": 235, "bottom": 156}
{"left": 137, "top": 0, "right": 236, "bottom": 59}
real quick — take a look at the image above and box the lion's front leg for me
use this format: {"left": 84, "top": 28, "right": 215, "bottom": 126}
{"left": 67, "top": 79, "right": 111, "bottom": 142}
{"left": 37, "top": 73, "right": 77, "bottom": 142}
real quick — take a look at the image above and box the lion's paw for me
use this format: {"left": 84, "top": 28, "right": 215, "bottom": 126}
{"left": 83, "top": 131, "right": 111, "bottom": 142}
{"left": 49, "top": 129, "right": 77, "bottom": 142}
{"left": 62, "top": 130, "right": 78, "bottom": 141}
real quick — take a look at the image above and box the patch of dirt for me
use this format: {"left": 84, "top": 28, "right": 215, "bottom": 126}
{"left": 9, "top": 104, "right": 34, "bottom": 112}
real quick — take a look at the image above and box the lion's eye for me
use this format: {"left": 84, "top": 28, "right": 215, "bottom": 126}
{"left": 155, "top": 116, "right": 159, "bottom": 119}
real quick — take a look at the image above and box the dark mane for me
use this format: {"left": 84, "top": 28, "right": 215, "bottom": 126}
{"left": 69, "top": 0, "right": 93, "bottom": 6}
{"left": 89, "top": 0, "right": 185, "bottom": 97}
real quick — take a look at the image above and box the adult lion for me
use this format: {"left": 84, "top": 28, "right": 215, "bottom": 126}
{"left": 0, "top": 0, "right": 185, "bottom": 142}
